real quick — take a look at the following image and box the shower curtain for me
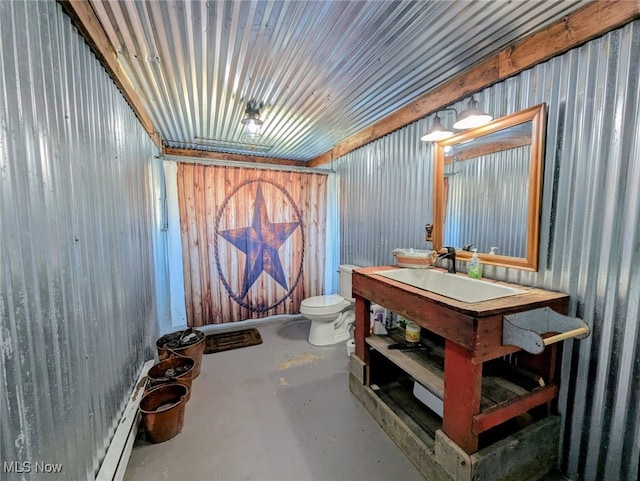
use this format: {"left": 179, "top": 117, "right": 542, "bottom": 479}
{"left": 177, "top": 163, "right": 328, "bottom": 326}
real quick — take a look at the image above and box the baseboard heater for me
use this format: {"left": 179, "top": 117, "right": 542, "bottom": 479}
{"left": 96, "top": 359, "right": 154, "bottom": 481}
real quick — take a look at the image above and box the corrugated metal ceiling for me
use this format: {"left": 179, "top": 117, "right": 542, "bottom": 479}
{"left": 89, "top": 0, "right": 590, "bottom": 161}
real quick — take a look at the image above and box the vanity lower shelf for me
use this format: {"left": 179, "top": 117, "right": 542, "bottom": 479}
{"left": 366, "top": 331, "right": 555, "bottom": 435}
{"left": 349, "top": 358, "right": 563, "bottom": 481}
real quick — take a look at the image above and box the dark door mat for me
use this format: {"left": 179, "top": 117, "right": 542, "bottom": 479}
{"left": 204, "top": 328, "right": 263, "bottom": 354}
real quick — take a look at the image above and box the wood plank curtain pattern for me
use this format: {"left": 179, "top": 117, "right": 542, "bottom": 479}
{"left": 177, "top": 163, "right": 327, "bottom": 326}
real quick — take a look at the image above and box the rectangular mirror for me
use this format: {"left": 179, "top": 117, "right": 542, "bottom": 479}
{"left": 433, "top": 103, "right": 546, "bottom": 271}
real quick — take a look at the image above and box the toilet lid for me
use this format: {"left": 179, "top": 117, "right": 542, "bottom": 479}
{"left": 301, "top": 294, "right": 345, "bottom": 309}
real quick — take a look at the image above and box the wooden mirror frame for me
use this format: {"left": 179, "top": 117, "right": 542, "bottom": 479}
{"left": 433, "top": 103, "right": 547, "bottom": 271}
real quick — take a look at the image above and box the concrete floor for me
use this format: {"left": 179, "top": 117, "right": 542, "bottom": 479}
{"left": 124, "top": 318, "right": 570, "bottom": 481}
{"left": 125, "top": 319, "right": 425, "bottom": 481}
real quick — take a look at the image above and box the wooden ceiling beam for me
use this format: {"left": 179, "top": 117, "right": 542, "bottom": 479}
{"left": 308, "top": 0, "right": 640, "bottom": 167}
{"left": 163, "top": 148, "right": 307, "bottom": 168}
{"left": 59, "top": 0, "right": 162, "bottom": 148}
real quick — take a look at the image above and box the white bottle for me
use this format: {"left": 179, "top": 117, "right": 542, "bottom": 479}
{"left": 468, "top": 249, "right": 482, "bottom": 279}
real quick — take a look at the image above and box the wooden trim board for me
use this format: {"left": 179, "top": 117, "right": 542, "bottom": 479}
{"left": 163, "top": 147, "right": 306, "bottom": 167}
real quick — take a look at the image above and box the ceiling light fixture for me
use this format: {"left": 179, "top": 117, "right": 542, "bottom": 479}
{"left": 241, "top": 100, "right": 264, "bottom": 140}
{"left": 193, "top": 137, "right": 273, "bottom": 153}
{"left": 452, "top": 96, "right": 492, "bottom": 130}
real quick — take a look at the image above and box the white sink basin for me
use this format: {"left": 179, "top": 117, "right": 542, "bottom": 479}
{"left": 375, "top": 268, "right": 525, "bottom": 303}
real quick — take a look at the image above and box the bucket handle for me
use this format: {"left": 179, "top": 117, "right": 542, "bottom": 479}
{"left": 165, "top": 346, "right": 192, "bottom": 359}
{"left": 140, "top": 382, "right": 190, "bottom": 412}
{"left": 144, "top": 371, "right": 194, "bottom": 394}
{"left": 147, "top": 355, "right": 197, "bottom": 387}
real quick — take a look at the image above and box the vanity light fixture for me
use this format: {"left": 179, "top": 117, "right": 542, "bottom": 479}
{"left": 452, "top": 96, "right": 492, "bottom": 130}
{"left": 420, "top": 108, "right": 458, "bottom": 142}
{"left": 241, "top": 100, "right": 264, "bottom": 139}
{"left": 420, "top": 114, "right": 454, "bottom": 142}
{"left": 421, "top": 100, "right": 492, "bottom": 142}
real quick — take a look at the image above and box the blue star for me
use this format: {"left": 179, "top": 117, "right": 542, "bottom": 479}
{"left": 220, "top": 183, "right": 301, "bottom": 299}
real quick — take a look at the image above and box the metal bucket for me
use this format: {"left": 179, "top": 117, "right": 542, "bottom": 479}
{"left": 139, "top": 383, "right": 189, "bottom": 443}
{"left": 156, "top": 329, "right": 206, "bottom": 378}
{"left": 147, "top": 356, "right": 196, "bottom": 401}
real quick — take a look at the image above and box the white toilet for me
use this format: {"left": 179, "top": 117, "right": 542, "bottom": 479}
{"left": 300, "top": 264, "right": 358, "bottom": 346}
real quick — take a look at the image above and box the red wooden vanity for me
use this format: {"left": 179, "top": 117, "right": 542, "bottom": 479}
{"left": 351, "top": 265, "right": 571, "bottom": 455}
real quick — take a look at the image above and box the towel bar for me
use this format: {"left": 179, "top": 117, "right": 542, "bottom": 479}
{"left": 503, "top": 307, "right": 590, "bottom": 354}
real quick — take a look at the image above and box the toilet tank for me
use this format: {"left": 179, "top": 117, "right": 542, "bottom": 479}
{"left": 338, "top": 264, "right": 359, "bottom": 301}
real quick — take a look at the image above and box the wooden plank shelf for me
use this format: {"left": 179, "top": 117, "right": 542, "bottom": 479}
{"left": 366, "top": 333, "right": 444, "bottom": 399}
{"left": 371, "top": 379, "right": 442, "bottom": 450}
{"left": 366, "top": 331, "right": 549, "bottom": 417}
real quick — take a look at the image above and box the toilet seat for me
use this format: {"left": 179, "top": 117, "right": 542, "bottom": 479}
{"left": 300, "top": 295, "right": 351, "bottom": 318}
{"left": 301, "top": 294, "right": 349, "bottom": 310}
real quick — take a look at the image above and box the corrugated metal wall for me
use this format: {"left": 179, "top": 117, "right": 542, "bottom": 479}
{"left": 0, "top": 1, "right": 165, "bottom": 480}
{"left": 338, "top": 120, "right": 433, "bottom": 267}
{"left": 338, "top": 20, "right": 640, "bottom": 481}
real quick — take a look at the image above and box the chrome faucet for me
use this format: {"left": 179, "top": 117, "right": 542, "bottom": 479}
{"left": 438, "top": 246, "right": 456, "bottom": 274}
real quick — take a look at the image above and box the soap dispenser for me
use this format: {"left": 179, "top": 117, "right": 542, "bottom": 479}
{"left": 468, "top": 249, "right": 483, "bottom": 279}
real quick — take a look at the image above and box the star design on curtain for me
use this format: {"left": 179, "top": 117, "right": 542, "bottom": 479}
{"left": 220, "top": 183, "right": 301, "bottom": 299}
